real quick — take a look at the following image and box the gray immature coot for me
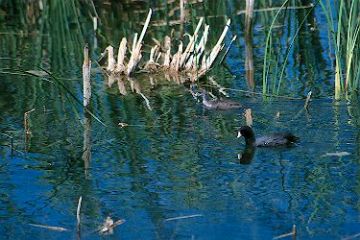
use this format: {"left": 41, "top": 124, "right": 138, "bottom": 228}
{"left": 199, "top": 91, "right": 242, "bottom": 110}
{"left": 237, "top": 126, "right": 299, "bottom": 147}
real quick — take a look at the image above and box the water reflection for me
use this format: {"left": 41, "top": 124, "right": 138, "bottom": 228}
{"left": 238, "top": 146, "right": 255, "bottom": 164}
{"left": 1, "top": 0, "right": 360, "bottom": 239}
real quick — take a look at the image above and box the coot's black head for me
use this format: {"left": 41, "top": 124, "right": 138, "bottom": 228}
{"left": 237, "top": 126, "right": 256, "bottom": 144}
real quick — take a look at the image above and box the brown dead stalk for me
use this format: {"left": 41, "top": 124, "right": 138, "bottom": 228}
{"left": 83, "top": 44, "right": 91, "bottom": 108}
{"left": 102, "top": 14, "right": 232, "bottom": 83}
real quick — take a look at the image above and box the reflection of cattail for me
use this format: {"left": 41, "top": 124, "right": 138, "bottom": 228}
{"left": 24, "top": 108, "right": 35, "bottom": 152}
{"left": 245, "top": 0, "right": 254, "bottom": 32}
{"left": 83, "top": 44, "right": 91, "bottom": 108}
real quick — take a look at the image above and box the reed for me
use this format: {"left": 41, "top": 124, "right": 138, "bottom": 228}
{"left": 320, "top": 0, "right": 360, "bottom": 99}
{"left": 262, "top": 0, "right": 289, "bottom": 95}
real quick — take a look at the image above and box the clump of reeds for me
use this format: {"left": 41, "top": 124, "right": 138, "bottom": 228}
{"left": 320, "top": 0, "right": 360, "bottom": 99}
{"left": 102, "top": 9, "right": 233, "bottom": 82}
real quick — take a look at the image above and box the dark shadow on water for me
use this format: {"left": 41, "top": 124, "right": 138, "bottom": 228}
{"left": 238, "top": 146, "right": 256, "bottom": 164}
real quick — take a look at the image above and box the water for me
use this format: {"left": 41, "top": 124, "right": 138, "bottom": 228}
{"left": 1, "top": 1, "right": 360, "bottom": 239}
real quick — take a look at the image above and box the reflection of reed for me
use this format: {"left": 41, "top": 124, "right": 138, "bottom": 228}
{"left": 245, "top": 0, "right": 255, "bottom": 90}
{"left": 82, "top": 112, "right": 92, "bottom": 177}
{"left": 24, "top": 108, "right": 35, "bottom": 152}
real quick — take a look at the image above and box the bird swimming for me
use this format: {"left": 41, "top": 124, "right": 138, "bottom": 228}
{"left": 237, "top": 126, "right": 299, "bottom": 147}
{"left": 198, "top": 91, "right": 242, "bottom": 110}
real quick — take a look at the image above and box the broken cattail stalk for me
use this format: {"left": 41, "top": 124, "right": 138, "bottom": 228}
{"left": 245, "top": 0, "right": 255, "bottom": 32}
{"left": 106, "top": 46, "right": 116, "bottom": 72}
{"left": 144, "top": 45, "right": 159, "bottom": 71}
{"left": 207, "top": 19, "right": 231, "bottom": 67}
{"left": 179, "top": 17, "right": 204, "bottom": 67}
{"left": 116, "top": 38, "right": 127, "bottom": 73}
{"left": 245, "top": 108, "right": 253, "bottom": 126}
{"left": 170, "top": 42, "right": 183, "bottom": 72}
{"left": 198, "top": 19, "right": 231, "bottom": 78}
{"left": 180, "top": 0, "right": 185, "bottom": 23}
{"left": 220, "top": 35, "right": 237, "bottom": 64}
{"left": 127, "top": 9, "right": 152, "bottom": 76}
{"left": 162, "top": 36, "right": 172, "bottom": 68}
{"left": 83, "top": 44, "right": 91, "bottom": 108}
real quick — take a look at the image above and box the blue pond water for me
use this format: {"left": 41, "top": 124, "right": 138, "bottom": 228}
{"left": 0, "top": 1, "right": 360, "bottom": 239}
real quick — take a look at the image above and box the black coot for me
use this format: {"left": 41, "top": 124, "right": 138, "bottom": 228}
{"left": 237, "top": 126, "right": 299, "bottom": 147}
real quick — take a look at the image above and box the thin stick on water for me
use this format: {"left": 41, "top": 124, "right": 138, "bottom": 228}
{"left": 304, "top": 91, "right": 312, "bottom": 110}
{"left": 273, "top": 225, "right": 296, "bottom": 240}
{"left": 342, "top": 232, "right": 360, "bottom": 240}
{"left": 83, "top": 44, "right": 91, "bottom": 108}
{"left": 77, "top": 196, "right": 83, "bottom": 228}
{"left": 29, "top": 224, "right": 70, "bottom": 232}
{"left": 76, "top": 196, "right": 83, "bottom": 239}
{"left": 139, "top": 93, "right": 152, "bottom": 111}
{"left": 164, "top": 214, "right": 203, "bottom": 222}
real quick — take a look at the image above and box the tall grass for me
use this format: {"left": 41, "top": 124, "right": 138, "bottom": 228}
{"left": 320, "top": 0, "right": 360, "bottom": 99}
{"left": 261, "top": 0, "right": 318, "bottom": 96}
{"left": 262, "top": 0, "right": 289, "bottom": 95}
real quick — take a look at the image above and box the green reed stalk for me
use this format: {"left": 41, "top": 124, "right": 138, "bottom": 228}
{"left": 320, "top": 0, "right": 360, "bottom": 99}
{"left": 276, "top": 3, "right": 318, "bottom": 93}
{"left": 262, "top": 0, "right": 289, "bottom": 95}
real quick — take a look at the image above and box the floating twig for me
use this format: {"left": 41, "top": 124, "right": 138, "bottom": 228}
{"left": 77, "top": 196, "right": 83, "bottom": 230}
{"left": 321, "top": 152, "right": 351, "bottom": 158}
{"left": 29, "top": 224, "right": 70, "bottom": 232}
{"left": 273, "top": 225, "right": 296, "bottom": 240}
{"left": 118, "top": 122, "right": 129, "bottom": 128}
{"left": 99, "top": 216, "right": 126, "bottom": 235}
{"left": 164, "top": 214, "right": 203, "bottom": 222}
